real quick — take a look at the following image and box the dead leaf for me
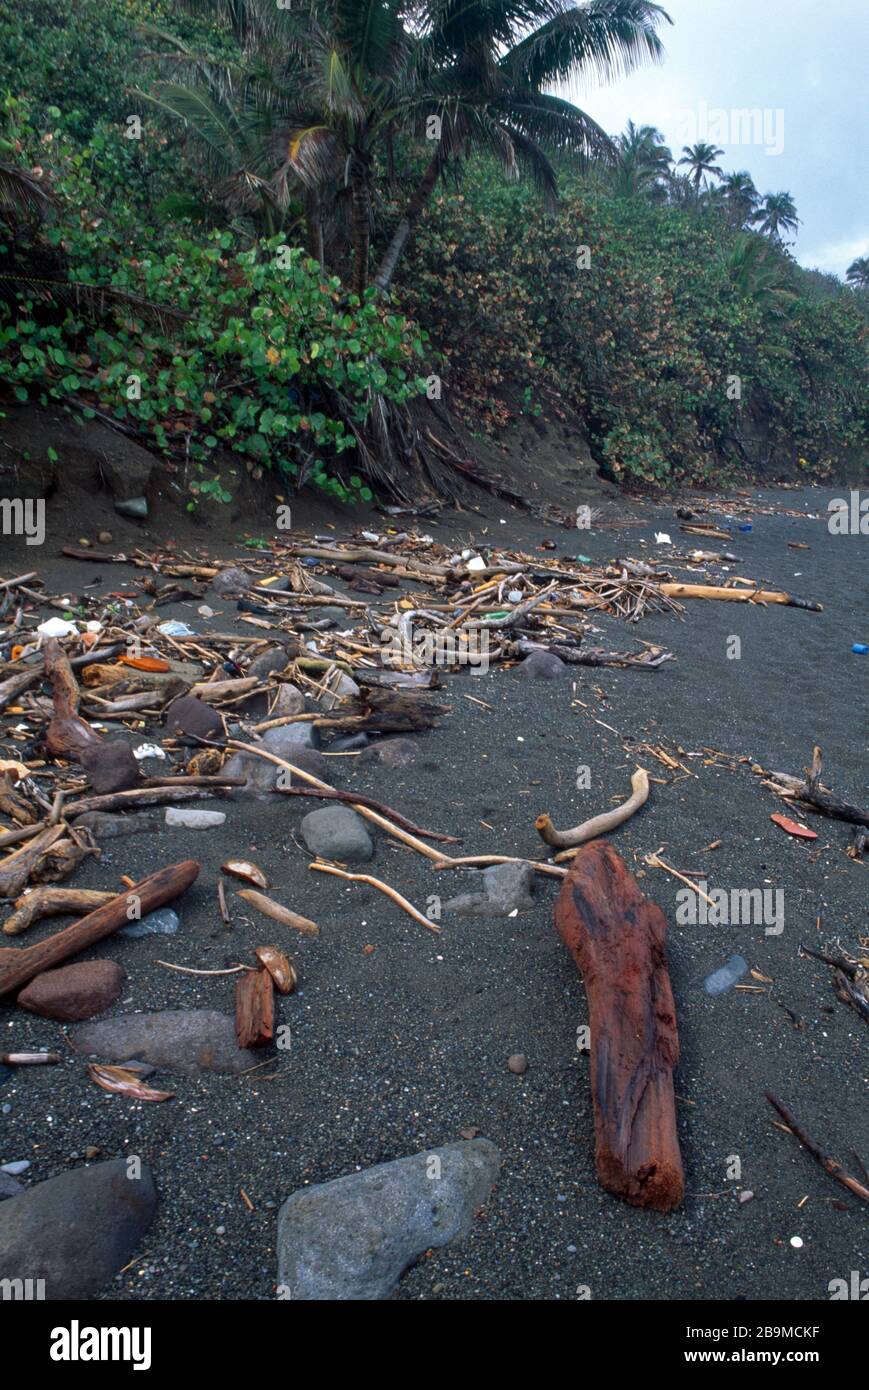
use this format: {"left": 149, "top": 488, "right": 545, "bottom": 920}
{"left": 87, "top": 1063, "right": 175, "bottom": 1102}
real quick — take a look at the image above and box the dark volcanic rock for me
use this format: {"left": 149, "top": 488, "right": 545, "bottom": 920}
{"left": 0, "top": 1158, "right": 157, "bottom": 1299}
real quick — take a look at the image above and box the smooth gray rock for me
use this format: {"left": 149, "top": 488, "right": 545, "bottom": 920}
{"left": 164, "top": 694, "right": 223, "bottom": 740}
{"left": 328, "top": 733, "right": 369, "bottom": 752}
{"left": 118, "top": 907, "right": 180, "bottom": 940}
{"left": 446, "top": 862, "right": 535, "bottom": 916}
{"left": 248, "top": 646, "right": 291, "bottom": 680}
{"left": 481, "top": 862, "right": 535, "bottom": 913}
{"left": 0, "top": 1158, "right": 157, "bottom": 1299}
{"left": 164, "top": 807, "right": 226, "bottom": 829}
{"left": 223, "top": 737, "right": 327, "bottom": 798}
{"left": 301, "top": 806, "right": 373, "bottom": 862}
{"left": 262, "top": 722, "right": 319, "bottom": 756}
{"left": 361, "top": 738, "right": 418, "bottom": 769}
{"left": 271, "top": 683, "right": 306, "bottom": 718}
{"left": 277, "top": 1139, "right": 500, "bottom": 1300}
{"left": 515, "top": 649, "right": 566, "bottom": 679}
{"left": 71, "top": 810, "right": 159, "bottom": 839}
{"left": 114, "top": 496, "right": 148, "bottom": 519}
{"left": 71, "top": 1010, "right": 259, "bottom": 1074}
{"left": 211, "top": 565, "right": 250, "bottom": 597}
{"left": 318, "top": 672, "right": 360, "bottom": 711}
{"left": 0, "top": 1171, "right": 24, "bottom": 1200}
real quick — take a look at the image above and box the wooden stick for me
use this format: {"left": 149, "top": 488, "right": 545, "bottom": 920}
{"left": 309, "top": 861, "right": 440, "bottom": 933}
{"left": 276, "top": 784, "right": 459, "bottom": 843}
{"left": 235, "top": 889, "right": 318, "bottom": 936}
{"left": 0, "top": 859, "right": 200, "bottom": 996}
{"left": 0, "top": 1051, "right": 62, "bottom": 1065}
{"left": 765, "top": 1093, "right": 869, "bottom": 1204}
{"left": 432, "top": 853, "right": 567, "bottom": 880}
{"left": 659, "top": 582, "right": 822, "bottom": 611}
{"left": 537, "top": 769, "right": 649, "bottom": 852}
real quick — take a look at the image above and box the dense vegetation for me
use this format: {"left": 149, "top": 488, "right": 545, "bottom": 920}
{"left": 1, "top": 0, "right": 866, "bottom": 502}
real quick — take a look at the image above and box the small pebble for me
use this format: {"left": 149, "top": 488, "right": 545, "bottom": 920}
{"left": 790, "top": 1236, "right": 803, "bottom": 1248}
{"left": 98, "top": 531, "right": 113, "bottom": 545}
{"left": 215, "top": 1225, "right": 226, "bottom": 1236}
{"left": 738, "top": 1189, "right": 754, "bottom": 1204}
{"left": 507, "top": 1053, "right": 528, "bottom": 1075}
{"left": 1, "top": 1160, "right": 30, "bottom": 1175}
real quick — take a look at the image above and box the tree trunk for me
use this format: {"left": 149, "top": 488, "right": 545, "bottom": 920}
{"left": 305, "top": 185, "right": 324, "bottom": 267}
{"left": 373, "top": 149, "right": 442, "bottom": 295}
{"left": 349, "top": 156, "right": 371, "bottom": 299}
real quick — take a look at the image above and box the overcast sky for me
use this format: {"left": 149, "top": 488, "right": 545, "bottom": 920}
{"left": 558, "top": 0, "right": 868, "bottom": 278}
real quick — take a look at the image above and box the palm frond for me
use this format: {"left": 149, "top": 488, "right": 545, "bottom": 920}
{"left": 0, "top": 162, "right": 56, "bottom": 223}
{"left": 504, "top": 0, "right": 671, "bottom": 92}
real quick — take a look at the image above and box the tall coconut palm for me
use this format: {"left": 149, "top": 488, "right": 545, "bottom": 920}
{"left": 752, "top": 191, "right": 799, "bottom": 244}
{"left": 677, "top": 140, "right": 723, "bottom": 193}
{"left": 718, "top": 169, "right": 759, "bottom": 228}
{"left": 140, "top": 1, "right": 671, "bottom": 297}
{"left": 373, "top": 0, "right": 673, "bottom": 291}
{"left": 613, "top": 119, "right": 672, "bottom": 197}
{"left": 846, "top": 255, "right": 869, "bottom": 289}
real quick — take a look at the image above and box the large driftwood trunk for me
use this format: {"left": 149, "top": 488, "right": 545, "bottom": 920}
{"left": 554, "top": 840, "right": 684, "bottom": 1212}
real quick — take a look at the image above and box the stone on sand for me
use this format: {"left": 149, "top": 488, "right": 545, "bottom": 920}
{"left": 361, "top": 738, "right": 418, "bottom": 768}
{"left": 0, "top": 1158, "right": 157, "bottom": 1298}
{"left": 276, "top": 1139, "right": 500, "bottom": 1300}
{"left": 515, "top": 650, "right": 566, "bottom": 680}
{"left": 301, "top": 805, "right": 373, "bottom": 862}
{"left": 17, "top": 959, "right": 126, "bottom": 1022}
{"left": 164, "top": 694, "right": 223, "bottom": 740}
{"left": 445, "top": 862, "right": 535, "bottom": 916}
{"left": 71, "top": 1009, "right": 259, "bottom": 1074}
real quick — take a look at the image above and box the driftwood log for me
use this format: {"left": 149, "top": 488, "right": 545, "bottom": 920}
{"left": 553, "top": 840, "right": 684, "bottom": 1211}
{"left": 43, "top": 638, "right": 102, "bottom": 759}
{"left": 0, "top": 859, "right": 200, "bottom": 996}
{"left": 2, "top": 886, "right": 115, "bottom": 937}
{"left": 235, "top": 965, "right": 275, "bottom": 1049}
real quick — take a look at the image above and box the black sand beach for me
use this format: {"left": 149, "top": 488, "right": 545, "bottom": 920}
{"left": 1, "top": 483, "right": 866, "bottom": 1301}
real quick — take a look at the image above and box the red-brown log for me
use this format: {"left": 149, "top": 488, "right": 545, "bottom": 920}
{"left": 553, "top": 839, "right": 684, "bottom": 1211}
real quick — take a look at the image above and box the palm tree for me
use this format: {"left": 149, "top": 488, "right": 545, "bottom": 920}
{"left": 373, "top": 0, "right": 673, "bottom": 292}
{"left": 752, "top": 191, "right": 799, "bottom": 244}
{"left": 677, "top": 141, "right": 723, "bottom": 193}
{"left": 613, "top": 119, "right": 672, "bottom": 198}
{"left": 718, "top": 169, "right": 759, "bottom": 228}
{"left": 846, "top": 255, "right": 869, "bottom": 289}
{"left": 725, "top": 232, "right": 796, "bottom": 318}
